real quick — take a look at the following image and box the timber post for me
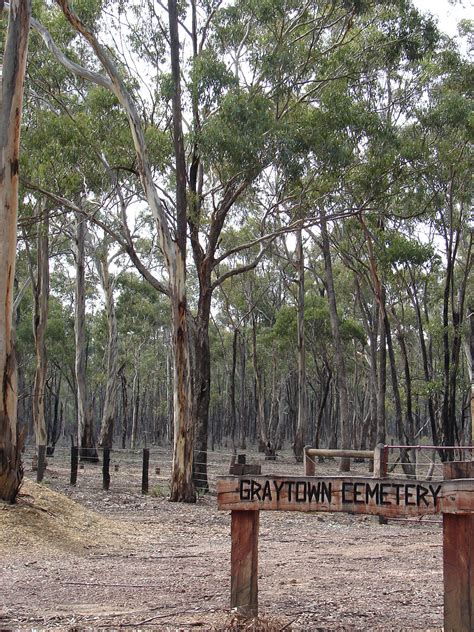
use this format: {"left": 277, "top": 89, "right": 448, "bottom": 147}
{"left": 443, "top": 461, "right": 474, "bottom": 632}
{"left": 36, "top": 445, "right": 46, "bottom": 483}
{"left": 102, "top": 448, "right": 110, "bottom": 491}
{"left": 219, "top": 464, "right": 474, "bottom": 626}
{"left": 70, "top": 445, "right": 78, "bottom": 485}
{"left": 304, "top": 445, "right": 315, "bottom": 476}
{"left": 230, "top": 509, "right": 259, "bottom": 617}
{"left": 142, "top": 448, "right": 150, "bottom": 494}
{"left": 373, "top": 443, "right": 387, "bottom": 478}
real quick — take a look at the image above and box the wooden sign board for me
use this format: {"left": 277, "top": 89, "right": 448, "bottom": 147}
{"left": 218, "top": 475, "right": 444, "bottom": 518}
{"left": 217, "top": 468, "right": 474, "bottom": 630}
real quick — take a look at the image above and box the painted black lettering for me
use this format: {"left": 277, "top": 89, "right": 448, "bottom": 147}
{"left": 274, "top": 480, "right": 285, "bottom": 502}
{"left": 296, "top": 481, "right": 307, "bottom": 502}
{"left": 322, "top": 482, "right": 332, "bottom": 503}
{"left": 429, "top": 484, "right": 442, "bottom": 506}
{"left": 239, "top": 479, "right": 251, "bottom": 501}
{"left": 379, "top": 483, "right": 392, "bottom": 505}
{"left": 262, "top": 480, "right": 272, "bottom": 501}
{"left": 353, "top": 482, "right": 365, "bottom": 504}
{"left": 308, "top": 482, "right": 321, "bottom": 502}
{"left": 365, "top": 483, "right": 379, "bottom": 504}
{"left": 342, "top": 482, "right": 353, "bottom": 503}
{"left": 392, "top": 483, "right": 404, "bottom": 505}
{"left": 251, "top": 480, "right": 262, "bottom": 501}
{"left": 287, "top": 481, "right": 294, "bottom": 502}
{"left": 405, "top": 484, "right": 416, "bottom": 506}
{"left": 416, "top": 485, "right": 430, "bottom": 507}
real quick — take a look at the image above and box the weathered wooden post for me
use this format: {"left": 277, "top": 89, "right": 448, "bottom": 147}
{"left": 36, "top": 444, "right": 46, "bottom": 483}
{"left": 373, "top": 443, "right": 387, "bottom": 478}
{"left": 142, "top": 448, "right": 150, "bottom": 494}
{"left": 304, "top": 445, "right": 315, "bottom": 476}
{"left": 102, "top": 448, "right": 110, "bottom": 490}
{"left": 70, "top": 445, "right": 79, "bottom": 485}
{"left": 231, "top": 510, "right": 259, "bottom": 617}
{"left": 443, "top": 461, "right": 474, "bottom": 632}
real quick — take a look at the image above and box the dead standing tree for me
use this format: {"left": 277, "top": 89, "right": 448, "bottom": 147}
{"left": 0, "top": 0, "right": 31, "bottom": 502}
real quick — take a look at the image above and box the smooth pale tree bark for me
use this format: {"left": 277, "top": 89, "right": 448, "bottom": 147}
{"left": 167, "top": 0, "right": 194, "bottom": 502}
{"left": 293, "top": 227, "right": 307, "bottom": 461}
{"left": 320, "top": 209, "right": 351, "bottom": 471}
{"left": 48, "top": 0, "right": 195, "bottom": 500}
{"left": 239, "top": 330, "right": 247, "bottom": 450}
{"left": 251, "top": 312, "right": 268, "bottom": 452}
{"left": 96, "top": 254, "right": 119, "bottom": 449}
{"left": 0, "top": 0, "right": 31, "bottom": 503}
{"left": 73, "top": 215, "right": 98, "bottom": 462}
{"left": 31, "top": 205, "right": 49, "bottom": 451}
{"left": 130, "top": 358, "right": 140, "bottom": 450}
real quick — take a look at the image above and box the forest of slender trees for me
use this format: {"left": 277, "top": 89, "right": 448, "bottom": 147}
{"left": 0, "top": 0, "right": 472, "bottom": 503}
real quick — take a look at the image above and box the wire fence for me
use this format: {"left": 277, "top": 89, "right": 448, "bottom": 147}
{"left": 383, "top": 445, "right": 474, "bottom": 482}
{"left": 22, "top": 442, "right": 472, "bottom": 527}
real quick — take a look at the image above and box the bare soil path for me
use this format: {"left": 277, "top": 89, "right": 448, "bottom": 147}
{"left": 0, "top": 451, "right": 443, "bottom": 631}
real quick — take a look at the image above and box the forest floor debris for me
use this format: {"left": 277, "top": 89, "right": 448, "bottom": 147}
{"left": 0, "top": 453, "right": 443, "bottom": 630}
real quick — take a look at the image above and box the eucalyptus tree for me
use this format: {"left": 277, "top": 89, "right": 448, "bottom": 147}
{"left": 410, "top": 49, "right": 473, "bottom": 451}
{"left": 24, "top": 0, "right": 454, "bottom": 495}
{"left": 0, "top": 0, "right": 31, "bottom": 502}
{"left": 21, "top": 195, "right": 50, "bottom": 463}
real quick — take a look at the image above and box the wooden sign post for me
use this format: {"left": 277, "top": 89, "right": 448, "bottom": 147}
{"left": 217, "top": 464, "right": 474, "bottom": 630}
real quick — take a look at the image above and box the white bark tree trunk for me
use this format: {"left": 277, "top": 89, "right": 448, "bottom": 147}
{"left": 320, "top": 209, "right": 351, "bottom": 471}
{"left": 293, "top": 226, "right": 307, "bottom": 461}
{"left": 96, "top": 254, "right": 119, "bottom": 449}
{"left": 74, "top": 215, "right": 97, "bottom": 461}
{"left": 32, "top": 206, "right": 49, "bottom": 449}
{"left": 0, "top": 0, "right": 31, "bottom": 502}
{"left": 169, "top": 251, "right": 195, "bottom": 502}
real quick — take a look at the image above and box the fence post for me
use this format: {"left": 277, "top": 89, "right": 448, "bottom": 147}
{"left": 373, "top": 443, "right": 387, "bottom": 478}
{"left": 37, "top": 445, "right": 46, "bottom": 483}
{"left": 443, "top": 461, "right": 474, "bottom": 632}
{"left": 102, "top": 448, "right": 110, "bottom": 491}
{"left": 231, "top": 510, "right": 259, "bottom": 617}
{"left": 142, "top": 448, "right": 150, "bottom": 494}
{"left": 70, "top": 445, "right": 79, "bottom": 485}
{"left": 304, "top": 446, "right": 315, "bottom": 476}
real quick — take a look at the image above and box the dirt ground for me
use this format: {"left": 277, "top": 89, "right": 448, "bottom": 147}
{"left": 0, "top": 450, "right": 444, "bottom": 631}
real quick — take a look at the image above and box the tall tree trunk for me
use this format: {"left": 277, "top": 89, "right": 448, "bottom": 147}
{"left": 252, "top": 313, "right": 268, "bottom": 451}
{"left": 130, "top": 365, "right": 140, "bottom": 449}
{"left": 0, "top": 0, "right": 31, "bottom": 502}
{"left": 320, "top": 210, "right": 351, "bottom": 470}
{"left": 74, "top": 215, "right": 98, "bottom": 462}
{"left": 406, "top": 270, "right": 439, "bottom": 445}
{"left": 169, "top": 265, "right": 194, "bottom": 501}
{"left": 193, "top": 287, "right": 211, "bottom": 491}
{"left": 466, "top": 303, "right": 474, "bottom": 445}
{"left": 376, "top": 299, "right": 387, "bottom": 445}
{"left": 32, "top": 206, "right": 49, "bottom": 451}
{"left": 97, "top": 255, "right": 119, "bottom": 448}
{"left": 230, "top": 328, "right": 238, "bottom": 449}
{"left": 120, "top": 367, "right": 128, "bottom": 449}
{"left": 392, "top": 310, "right": 415, "bottom": 447}
{"left": 293, "top": 227, "right": 307, "bottom": 461}
{"left": 168, "top": 0, "right": 195, "bottom": 502}
{"left": 239, "top": 330, "right": 247, "bottom": 449}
